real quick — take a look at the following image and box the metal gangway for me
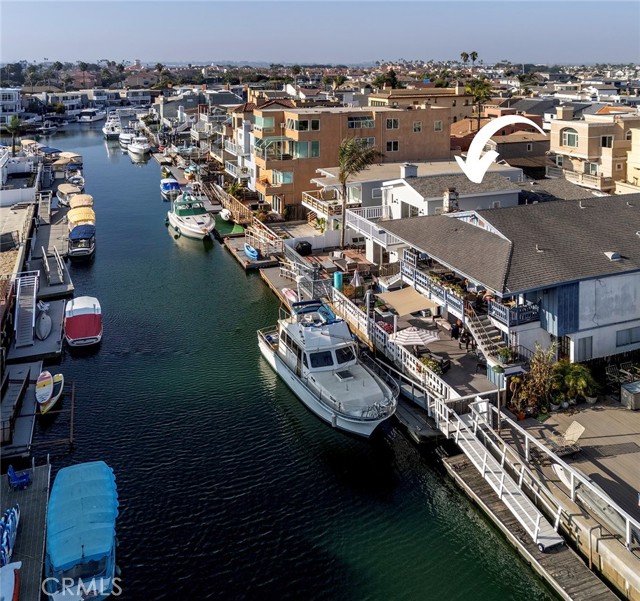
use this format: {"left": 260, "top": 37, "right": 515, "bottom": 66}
{"left": 37, "top": 190, "right": 52, "bottom": 224}
{"left": 14, "top": 271, "right": 39, "bottom": 347}
{"left": 432, "top": 395, "right": 564, "bottom": 552}
{"left": 40, "top": 245, "right": 65, "bottom": 286}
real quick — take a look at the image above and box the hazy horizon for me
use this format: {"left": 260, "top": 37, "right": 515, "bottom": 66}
{"left": 1, "top": 1, "right": 639, "bottom": 66}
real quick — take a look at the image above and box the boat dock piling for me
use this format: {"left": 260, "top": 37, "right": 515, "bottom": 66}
{"left": 442, "top": 452, "right": 618, "bottom": 601}
{"left": 0, "top": 457, "right": 51, "bottom": 601}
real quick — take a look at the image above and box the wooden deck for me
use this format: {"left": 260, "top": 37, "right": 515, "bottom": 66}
{"left": 224, "top": 236, "right": 279, "bottom": 271}
{"left": 0, "top": 461, "right": 51, "bottom": 601}
{"left": 443, "top": 453, "right": 618, "bottom": 601}
{"left": 31, "top": 206, "right": 69, "bottom": 260}
{"left": 259, "top": 266, "right": 297, "bottom": 308}
{"left": 520, "top": 399, "right": 640, "bottom": 520}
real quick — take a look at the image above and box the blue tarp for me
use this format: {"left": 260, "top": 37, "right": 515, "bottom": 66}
{"left": 47, "top": 461, "right": 118, "bottom": 573}
{"left": 69, "top": 224, "right": 96, "bottom": 240}
{"left": 38, "top": 146, "right": 62, "bottom": 154}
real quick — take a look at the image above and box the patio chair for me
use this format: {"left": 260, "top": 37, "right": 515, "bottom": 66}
{"left": 545, "top": 421, "right": 585, "bottom": 457}
{"left": 7, "top": 465, "right": 31, "bottom": 490}
{"left": 605, "top": 365, "right": 621, "bottom": 386}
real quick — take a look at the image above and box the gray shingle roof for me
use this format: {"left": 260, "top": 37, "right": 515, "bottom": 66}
{"left": 382, "top": 215, "right": 513, "bottom": 293}
{"left": 405, "top": 172, "right": 522, "bottom": 199}
{"left": 381, "top": 194, "right": 640, "bottom": 295}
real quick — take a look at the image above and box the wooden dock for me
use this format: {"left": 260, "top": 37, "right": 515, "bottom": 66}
{"left": 224, "top": 236, "right": 279, "bottom": 271}
{"left": 0, "top": 461, "right": 51, "bottom": 601}
{"left": 259, "top": 266, "right": 297, "bottom": 307}
{"left": 442, "top": 453, "right": 618, "bottom": 601}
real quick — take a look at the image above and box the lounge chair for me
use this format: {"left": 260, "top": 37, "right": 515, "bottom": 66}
{"left": 7, "top": 465, "right": 31, "bottom": 490}
{"left": 546, "top": 421, "right": 585, "bottom": 457}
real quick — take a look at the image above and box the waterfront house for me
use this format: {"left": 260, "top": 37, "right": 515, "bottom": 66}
{"left": 0, "top": 88, "right": 25, "bottom": 128}
{"left": 615, "top": 127, "right": 640, "bottom": 194}
{"left": 358, "top": 196, "right": 640, "bottom": 377}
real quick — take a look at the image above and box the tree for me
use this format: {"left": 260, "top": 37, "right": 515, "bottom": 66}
{"left": 334, "top": 74, "right": 346, "bottom": 88}
{"left": 470, "top": 51, "right": 478, "bottom": 67}
{"left": 465, "top": 77, "right": 493, "bottom": 132}
{"left": 338, "top": 138, "right": 382, "bottom": 249}
{"left": 52, "top": 61, "right": 64, "bottom": 85}
{"left": 26, "top": 64, "right": 38, "bottom": 91}
{"left": 6, "top": 116, "right": 22, "bottom": 157}
{"left": 460, "top": 52, "right": 469, "bottom": 67}
{"left": 78, "top": 61, "right": 88, "bottom": 87}
{"left": 62, "top": 74, "right": 73, "bottom": 92}
{"left": 291, "top": 64, "right": 301, "bottom": 83}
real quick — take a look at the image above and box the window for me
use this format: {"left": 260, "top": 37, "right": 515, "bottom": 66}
{"left": 255, "top": 116, "right": 275, "bottom": 132}
{"left": 616, "top": 163, "right": 623, "bottom": 171}
{"left": 386, "top": 118, "right": 399, "bottom": 129}
{"left": 453, "top": 116, "right": 457, "bottom": 123}
{"left": 335, "top": 346, "right": 355, "bottom": 364}
{"left": 556, "top": 156, "right": 564, "bottom": 167}
{"left": 310, "top": 351, "right": 334, "bottom": 368}
{"left": 413, "top": 121, "right": 422, "bottom": 133}
{"left": 272, "top": 170, "right": 293, "bottom": 185}
{"left": 601, "top": 135, "right": 613, "bottom": 148}
{"left": 372, "top": 187, "right": 382, "bottom": 199}
{"left": 584, "top": 162, "right": 598, "bottom": 175}
{"left": 356, "top": 137, "right": 375, "bottom": 147}
{"left": 347, "top": 116, "right": 374, "bottom": 129}
{"left": 491, "top": 201, "right": 501, "bottom": 208}
{"left": 452, "top": 100, "right": 457, "bottom": 107}
{"left": 626, "top": 130, "right": 633, "bottom": 142}
{"left": 434, "top": 120, "right": 443, "bottom": 132}
{"left": 526, "top": 143, "right": 533, "bottom": 152}
{"left": 616, "top": 326, "right": 640, "bottom": 347}
{"left": 386, "top": 140, "right": 399, "bottom": 152}
{"left": 303, "top": 353, "right": 308, "bottom": 368}
{"left": 310, "top": 140, "right": 320, "bottom": 158}
{"left": 561, "top": 128, "right": 578, "bottom": 147}
{"left": 576, "top": 336, "right": 592, "bottom": 361}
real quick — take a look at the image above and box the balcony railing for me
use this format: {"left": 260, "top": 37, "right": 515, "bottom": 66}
{"left": 255, "top": 147, "right": 293, "bottom": 162}
{"left": 224, "top": 139, "right": 248, "bottom": 156}
{"left": 344, "top": 206, "right": 403, "bottom": 248}
{"left": 563, "top": 170, "right": 613, "bottom": 190}
{"left": 488, "top": 301, "right": 540, "bottom": 327}
{"left": 301, "top": 190, "right": 361, "bottom": 217}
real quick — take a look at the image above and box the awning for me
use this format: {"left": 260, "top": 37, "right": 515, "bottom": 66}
{"left": 378, "top": 286, "right": 440, "bottom": 317}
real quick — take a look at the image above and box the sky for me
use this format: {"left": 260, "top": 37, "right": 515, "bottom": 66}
{"left": 1, "top": 1, "right": 639, "bottom": 66}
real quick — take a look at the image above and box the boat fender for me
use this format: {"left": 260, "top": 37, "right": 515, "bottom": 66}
{"left": 331, "top": 414, "right": 337, "bottom": 428}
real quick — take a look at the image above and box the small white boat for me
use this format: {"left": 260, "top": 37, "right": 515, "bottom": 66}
{"left": 102, "top": 118, "right": 120, "bottom": 140}
{"left": 66, "top": 170, "right": 85, "bottom": 190}
{"left": 78, "top": 108, "right": 106, "bottom": 123}
{"left": 167, "top": 194, "right": 215, "bottom": 240}
{"left": 160, "top": 178, "right": 181, "bottom": 201}
{"left": 35, "top": 301, "right": 52, "bottom": 341}
{"left": 37, "top": 121, "right": 58, "bottom": 135}
{"left": 119, "top": 128, "right": 135, "bottom": 149}
{"left": 36, "top": 371, "right": 54, "bottom": 405}
{"left": 40, "top": 373, "right": 64, "bottom": 415}
{"left": 67, "top": 205, "right": 96, "bottom": 230}
{"left": 219, "top": 208, "right": 232, "bottom": 222}
{"left": 56, "top": 183, "right": 82, "bottom": 207}
{"left": 68, "top": 224, "right": 96, "bottom": 259}
{"left": 128, "top": 135, "right": 151, "bottom": 156}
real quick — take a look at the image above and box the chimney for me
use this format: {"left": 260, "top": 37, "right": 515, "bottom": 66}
{"left": 556, "top": 105, "right": 574, "bottom": 120}
{"left": 400, "top": 163, "right": 418, "bottom": 179}
{"left": 443, "top": 187, "right": 459, "bottom": 213}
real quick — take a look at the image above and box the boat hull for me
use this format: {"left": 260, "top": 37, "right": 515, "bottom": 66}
{"left": 167, "top": 211, "right": 213, "bottom": 240}
{"left": 258, "top": 338, "right": 385, "bottom": 437}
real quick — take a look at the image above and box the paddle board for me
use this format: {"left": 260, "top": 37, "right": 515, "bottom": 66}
{"left": 40, "top": 373, "right": 64, "bottom": 415}
{"left": 35, "top": 371, "right": 54, "bottom": 405}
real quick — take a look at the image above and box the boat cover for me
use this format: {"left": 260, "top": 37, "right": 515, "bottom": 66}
{"left": 69, "top": 194, "right": 94, "bottom": 209}
{"left": 65, "top": 312, "right": 102, "bottom": 340}
{"left": 38, "top": 146, "right": 62, "bottom": 154}
{"left": 69, "top": 224, "right": 96, "bottom": 240}
{"left": 67, "top": 207, "right": 96, "bottom": 226}
{"left": 47, "top": 461, "right": 118, "bottom": 572}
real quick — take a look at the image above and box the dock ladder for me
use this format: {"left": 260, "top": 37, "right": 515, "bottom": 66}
{"left": 14, "top": 272, "right": 39, "bottom": 347}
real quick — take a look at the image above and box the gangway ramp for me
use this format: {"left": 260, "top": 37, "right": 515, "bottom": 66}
{"left": 450, "top": 403, "right": 563, "bottom": 552}
{"left": 14, "top": 272, "right": 38, "bottom": 347}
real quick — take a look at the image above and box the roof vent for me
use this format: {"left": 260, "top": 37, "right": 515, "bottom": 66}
{"left": 605, "top": 251, "right": 621, "bottom": 261}
{"left": 536, "top": 244, "right": 544, "bottom": 253}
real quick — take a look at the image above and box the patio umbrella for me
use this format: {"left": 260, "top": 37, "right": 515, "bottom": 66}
{"left": 350, "top": 270, "right": 362, "bottom": 288}
{"left": 389, "top": 326, "right": 439, "bottom": 347}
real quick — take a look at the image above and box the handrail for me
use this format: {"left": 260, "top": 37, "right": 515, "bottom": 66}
{"left": 53, "top": 246, "right": 65, "bottom": 281}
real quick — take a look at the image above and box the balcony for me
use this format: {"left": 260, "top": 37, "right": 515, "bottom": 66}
{"left": 344, "top": 206, "right": 404, "bottom": 249}
{"left": 487, "top": 300, "right": 540, "bottom": 327}
{"left": 563, "top": 170, "right": 614, "bottom": 191}
{"left": 301, "top": 189, "right": 358, "bottom": 217}
{"left": 225, "top": 161, "right": 250, "bottom": 179}
{"left": 256, "top": 178, "right": 292, "bottom": 196}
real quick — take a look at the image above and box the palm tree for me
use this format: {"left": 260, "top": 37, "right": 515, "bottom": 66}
{"left": 78, "top": 61, "right": 88, "bottom": 87}
{"left": 53, "top": 61, "right": 63, "bottom": 86}
{"left": 338, "top": 138, "right": 382, "bottom": 249}
{"left": 6, "top": 116, "right": 22, "bottom": 157}
{"left": 470, "top": 51, "right": 478, "bottom": 67}
{"left": 465, "top": 77, "right": 493, "bottom": 132}
{"left": 460, "top": 52, "right": 469, "bottom": 67}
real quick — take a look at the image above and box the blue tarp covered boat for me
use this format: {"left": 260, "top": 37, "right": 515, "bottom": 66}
{"left": 45, "top": 461, "right": 119, "bottom": 600}
{"left": 68, "top": 224, "right": 96, "bottom": 259}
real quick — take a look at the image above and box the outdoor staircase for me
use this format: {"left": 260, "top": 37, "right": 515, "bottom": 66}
{"left": 465, "top": 306, "right": 508, "bottom": 361}
{"left": 14, "top": 273, "right": 38, "bottom": 347}
{"left": 306, "top": 211, "right": 317, "bottom": 227}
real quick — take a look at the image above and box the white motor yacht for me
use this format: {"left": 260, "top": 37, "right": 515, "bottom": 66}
{"left": 257, "top": 300, "right": 399, "bottom": 437}
{"left": 127, "top": 135, "right": 151, "bottom": 156}
{"left": 167, "top": 193, "right": 215, "bottom": 239}
{"left": 78, "top": 108, "right": 106, "bottom": 123}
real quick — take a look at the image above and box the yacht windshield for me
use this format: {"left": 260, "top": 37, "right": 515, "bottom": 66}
{"left": 335, "top": 346, "right": 355, "bottom": 365}
{"left": 309, "top": 351, "right": 334, "bottom": 368}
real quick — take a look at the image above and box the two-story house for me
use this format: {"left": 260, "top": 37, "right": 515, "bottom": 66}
{"left": 548, "top": 105, "right": 640, "bottom": 192}
{"left": 0, "top": 88, "right": 24, "bottom": 127}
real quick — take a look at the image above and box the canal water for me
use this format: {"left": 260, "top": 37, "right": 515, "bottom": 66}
{"left": 23, "top": 126, "right": 554, "bottom": 600}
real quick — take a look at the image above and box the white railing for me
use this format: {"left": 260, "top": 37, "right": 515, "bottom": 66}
{"left": 344, "top": 207, "right": 403, "bottom": 248}
{"left": 301, "top": 191, "right": 344, "bottom": 216}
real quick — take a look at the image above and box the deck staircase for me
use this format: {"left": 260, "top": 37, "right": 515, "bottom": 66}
{"left": 14, "top": 273, "right": 38, "bottom": 348}
{"left": 465, "top": 306, "right": 508, "bottom": 361}
{"left": 41, "top": 246, "right": 64, "bottom": 286}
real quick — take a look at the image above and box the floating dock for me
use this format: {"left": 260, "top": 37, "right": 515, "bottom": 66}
{"left": 0, "top": 460, "right": 51, "bottom": 601}
{"left": 442, "top": 453, "right": 618, "bottom": 601}
{"left": 394, "top": 398, "right": 442, "bottom": 444}
{"left": 224, "top": 236, "right": 279, "bottom": 271}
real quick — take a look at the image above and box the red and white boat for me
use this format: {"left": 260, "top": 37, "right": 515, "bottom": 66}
{"left": 64, "top": 296, "right": 103, "bottom": 347}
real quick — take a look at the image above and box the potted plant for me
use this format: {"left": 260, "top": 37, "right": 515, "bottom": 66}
{"left": 419, "top": 356, "right": 443, "bottom": 375}
{"left": 552, "top": 360, "right": 598, "bottom": 406}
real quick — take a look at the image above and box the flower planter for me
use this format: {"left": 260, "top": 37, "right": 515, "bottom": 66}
{"left": 585, "top": 395, "right": 598, "bottom": 405}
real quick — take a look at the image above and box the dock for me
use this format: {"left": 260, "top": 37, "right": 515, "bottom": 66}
{"left": 1, "top": 362, "right": 42, "bottom": 458}
{"left": 259, "top": 266, "right": 296, "bottom": 307}
{"left": 442, "top": 453, "right": 618, "bottom": 601}
{"left": 394, "top": 397, "right": 442, "bottom": 444}
{"left": 224, "top": 236, "right": 279, "bottom": 271}
{"left": 0, "top": 460, "right": 51, "bottom": 601}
